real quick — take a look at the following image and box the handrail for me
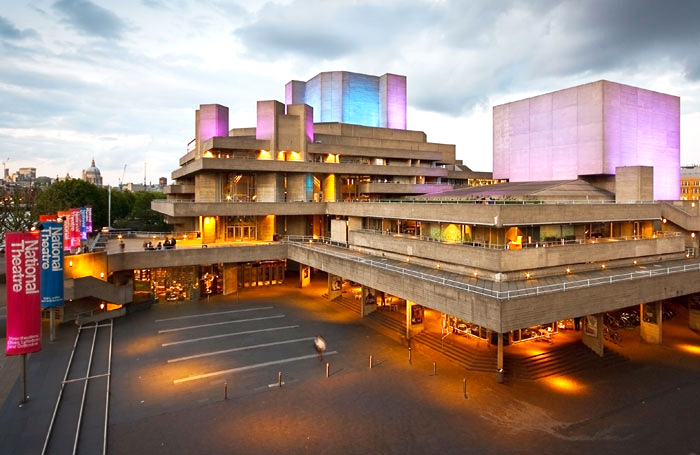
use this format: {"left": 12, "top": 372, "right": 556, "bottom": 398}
{"left": 152, "top": 198, "right": 665, "bottom": 206}
{"left": 351, "top": 228, "right": 683, "bottom": 250}
{"left": 284, "top": 236, "right": 700, "bottom": 300}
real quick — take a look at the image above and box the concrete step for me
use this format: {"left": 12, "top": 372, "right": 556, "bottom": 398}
{"left": 75, "top": 307, "right": 126, "bottom": 325}
{"left": 322, "top": 293, "right": 361, "bottom": 315}
{"left": 508, "top": 343, "right": 629, "bottom": 380}
{"left": 414, "top": 332, "right": 497, "bottom": 373}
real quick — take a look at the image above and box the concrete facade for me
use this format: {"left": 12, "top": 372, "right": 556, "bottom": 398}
{"left": 493, "top": 80, "right": 680, "bottom": 200}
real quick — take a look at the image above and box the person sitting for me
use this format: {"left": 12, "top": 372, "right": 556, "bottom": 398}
{"left": 171, "top": 237, "right": 176, "bottom": 248}
{"left": 164, "top": 238, "right": 172, "bottom": 249}
{"left": 156, "top": 242, "right": 162, "bottom": 250}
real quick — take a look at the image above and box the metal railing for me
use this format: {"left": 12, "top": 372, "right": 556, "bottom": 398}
{"left": 285, "top": 236, "right": 700, "bottom": 300}
{"left": 151, "top": 198, "right": 665, "bottom": 206}
{"left": 352, "top": 228, "right": 683, "bottom": 250}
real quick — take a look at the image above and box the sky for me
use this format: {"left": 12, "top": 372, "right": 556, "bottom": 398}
{"left": 2, "top": 0, "right": 700, "bottom": 186}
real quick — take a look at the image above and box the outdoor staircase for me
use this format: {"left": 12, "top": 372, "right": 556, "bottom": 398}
{"left": 322, "top": 293, "right": 361, "bottom": 315}
{"left": 413, "top": 331, "right": 497, "bottom": 373}
{"left": 506, "top": 342, "right": 629, "bottom": 380}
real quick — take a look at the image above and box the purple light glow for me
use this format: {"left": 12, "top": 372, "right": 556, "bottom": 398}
{"left": 198, "top": 104, "right": 229, "bottom": 142}
{"left": 493, "top": 81, "right": 680, "bottom": 200}
{"left": 256, "top": 101, "right": 284, "bottom": 140}
{"left": 380, "top": 74, "right": 406, "bottom": 130}
{"left": 304, "top": 104, "right": 314, "bottom": 143}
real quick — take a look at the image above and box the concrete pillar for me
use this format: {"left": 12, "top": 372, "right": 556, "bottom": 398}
{"left": 327, "top": 274, "right": 342, "bottom": 300}
{"left": 497, "top": 333, "right": 504, "bottom": 371}
{"left": 257, "top": 215, "right": 275, "bottom": 241}
{"left": 287, "top": 173, "right": 313, "bottom": 202}
{"left": 222, "top": 264, "right": 239, "bottom": 296}
{"left": 299, "top": 265, "right": 310, "bottom": 288}
{"left": 689, "top": 296, "right": 700, "bottom": 331}
{"left": 406, "top": 301, "right": 424, "bottom": 339}
{"left": 322, "top": 174, "right": 338, "bottom": 202}
{"left": 640, "top": 302, "right": 663, "bottom": 344}
{"left": 360, "top": 286, "right": 377, "bottom": 317}
{"left": 581, "top": 313, "right": 605, "bottom": 357}
{"left": 256, "top": 172, "right": 284, "bottom": 202}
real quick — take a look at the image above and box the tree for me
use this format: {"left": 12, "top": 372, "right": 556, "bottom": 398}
{"left": 0, "top": 186, "right": 40, "bottom": 237}
{"left": 34, "top": 179, "right": 108, "bottom": 228}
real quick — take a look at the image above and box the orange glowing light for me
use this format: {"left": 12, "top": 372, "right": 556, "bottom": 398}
{"left": 566, "top": 267, "right": 571, "bottom": 274}
{"left": 473, "top": 271, "right": 479, "bottom": 277}
{"left": 601, "top": 264, "right": 606, "bottom": 270}
{"left": 676, "top": 344, "right": 700, "bottom": 355}
{"left": 545, "top": 377, "right": 586, "bottom": 394}
{"left": 203, "top": 151, "right": 214, "bottom": 158}
{"left": 692, "top": 232, "right": 696, "bottom": 238}
{"left": 100, "top": 272, "right": 104, "bottom": 278}
{"left": 69, "top": 260, "right": 73, "bottom": 267}
{"left": 662, "top": 218, "right": 667, "bottom": 224}
{"left": 100, "top": 303, "right": 105, "bottom": 310}
{"left": 633, "top": 260, "right": 638, "bottom": 265}
{"left": 525, "top": 272, "right": 532, "bottom": 279}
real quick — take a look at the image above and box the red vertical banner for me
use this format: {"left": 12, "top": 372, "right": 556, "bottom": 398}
{"left": 58, "top": 210, "right": 71, "bottom": 251}
{"left": 5, "top": 232, "right": 42, "bottom": 356}
{"left": 70, "top": 208, "right": 81, "bottom": 249}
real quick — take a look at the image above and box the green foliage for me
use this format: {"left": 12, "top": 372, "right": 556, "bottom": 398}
{"left": 35, "top": 179, "right": 109, "bottom": 227}
{"left": 34, "top": 180, "right": 170, "bottom": 232}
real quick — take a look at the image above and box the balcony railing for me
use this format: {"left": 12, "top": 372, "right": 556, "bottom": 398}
{"left": 285, "top": 236, "right": 699, "bottom": 300}
{"left": 352, "top": 228, "right": 683, "bottom": 251}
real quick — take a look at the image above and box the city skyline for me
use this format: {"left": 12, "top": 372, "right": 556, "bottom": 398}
{"left": 2, "top": 0, "right": 700, "bottom": 186}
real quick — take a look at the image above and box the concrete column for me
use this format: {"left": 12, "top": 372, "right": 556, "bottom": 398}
{"left": 299, "top": 265, "right": 310, "bottom": 288}
{"left": 257, "top": 215, "right": 275, "bottom": 241}
{"left": 406, "top": 301, "right": 424, "bottom": 339}
{"left": 287, "top": 173, "right": 312, "bottom": 202}
{"left": 581, "top": 313, "right": 604, "bottom": 357}
{"left": 256, "top": 172, "right": 284, "bottom": 202}
{"left": 322, "top": 174, "right": 338, "bottom": 202}
{"left": 640, "top": 302, "right": 663, "bottom": 344}
{"left": 689, "top": 296, "right": 700, "bottom": 331}
{"left": 497, "top": 333, "right": 504, "bottom": 371}
{"left": 327, "top": 274, "right": 342, "bottom": 300}
{"left": 222, "top": 264, "right": 239, "bottom": 296}
{"left": 360, "top": 286, "right": 377, "bottom": 317}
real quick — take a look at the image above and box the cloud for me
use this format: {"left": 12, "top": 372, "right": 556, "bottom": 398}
{"left": 52, "top": 0, "right": 127, "bottom": 39}
{"left": 232, "top": 0, "right": 700, "bottom": 116}
{"left": 0, "top": 15, "right": 38, "bottom": 40}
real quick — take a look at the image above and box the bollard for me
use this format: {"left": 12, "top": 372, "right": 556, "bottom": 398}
{"left": 224, "top": 382, "right": 228, "bottom": 400}
{"left": 433, "top": 362, "right": 436, "bottom": 376}
{"left": 278, "top": 371, "right": 282, "bottom": 387}
{"left": 369, "top": 355, "right": 373, "bottom": 369}
{"left": 408, "top": 347, "right": 412, "bottom": 364}
{"left": 326, "top": 362, "right": 330, "bottom": 378}
{"left": 463, "top": 378, "right": 467, "bottom": 399}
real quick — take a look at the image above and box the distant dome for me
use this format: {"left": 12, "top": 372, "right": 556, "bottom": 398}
{"left": 82, "top": 158, "right": 103, "bottom": 186}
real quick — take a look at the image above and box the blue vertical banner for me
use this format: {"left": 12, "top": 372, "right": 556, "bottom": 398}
{"left": 40, "top": 221, "right": 64, "bottom": 308}
{"left": 80, "top": 207, "right": 87, "bottom": 241}
{"left": 86, "top": 206, "right": 93, "bottom": 234}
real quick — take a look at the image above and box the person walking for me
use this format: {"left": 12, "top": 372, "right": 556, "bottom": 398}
{"left": 313, "top": 336, "right": 327, "bottom": 362}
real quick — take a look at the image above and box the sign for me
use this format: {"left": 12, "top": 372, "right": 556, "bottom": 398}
{"left": 58, "top": 210, "right": 71, "bottom": 251}
{"left": 40, "top": 221, "right": 64, "bottom": 308}
{"left": 80, "top": 207, "right": 87, "bottom": 241}
{"left": 69, "top": 208, "right": 81, "bottom": 249}
{"left": 5, "top": 232, "right": 42, "bottom": 356}
{"left": 85, "top": 206, "right": 93, "bottom": 234}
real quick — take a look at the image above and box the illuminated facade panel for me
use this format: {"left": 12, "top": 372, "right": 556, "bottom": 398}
{"left": 285, "top": 71, "right": 407, "bottom": 130}
{"left": 493, "top": 81, "right": 680, "bottom": 200}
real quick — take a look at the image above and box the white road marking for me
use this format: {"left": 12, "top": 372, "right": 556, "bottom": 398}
{"left": 158, "top": 315, "right": 285, "bottom": 334}
{"left": 155, "top": 306, "right": 273, "bottom": 323}
{"left": 173, "top": 351, "right": 339, "bottom": 384}
{"left": 161, "top": 325, "right": 300, "bottom": 347}
{"left": 167, "top": 337, "right": 316, "bottom": 363}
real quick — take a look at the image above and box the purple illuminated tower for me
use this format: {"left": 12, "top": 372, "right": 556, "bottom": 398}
{"left": 493, "top": 81, "right": 680, "bottom": 200}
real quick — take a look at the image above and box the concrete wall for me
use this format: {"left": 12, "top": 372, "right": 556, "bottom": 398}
{"left": 64, "top": 276, "right": 133, "bottom": 305}
{"left": 615, "top": 166, "right": 654, "bottom": 202}
{"left": 287, "top": 173, "right": 313, "bottom": 202}
{"left": 330, "top": 219, "right": 347, "bottom": 243}
{"left": 65, "top": 252, "right": 107, "bottom": 280}
{"left": 256, "top": 172, "right": 284, "bottom": 202}
{"left": 194, "top": 174, "right": 218, "bottom": 202}
{"left": 640, "top": 302, "right": 663, "bottom": 344}
{"left": 107, "top": 243, "right": 288, "bottom": 273}
{"left": 349, "top": 230, "right": 685, "bottom": 275}
{"left": 493, "top": 80, "right": 680, "bottom": 200}
{"left": 581, "top": 313, "right": 604, "bottom": 356}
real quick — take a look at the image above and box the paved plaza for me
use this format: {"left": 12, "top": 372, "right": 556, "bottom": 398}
{"left": 1, "top": 279, "right": 700, "bottom": 454}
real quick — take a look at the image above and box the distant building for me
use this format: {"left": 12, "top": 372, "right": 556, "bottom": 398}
{"left": 681, "top": 165, "right": 700, "bottom": 200}
{"left": 82, "top": 159, "right": 103, "bottom": 186}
